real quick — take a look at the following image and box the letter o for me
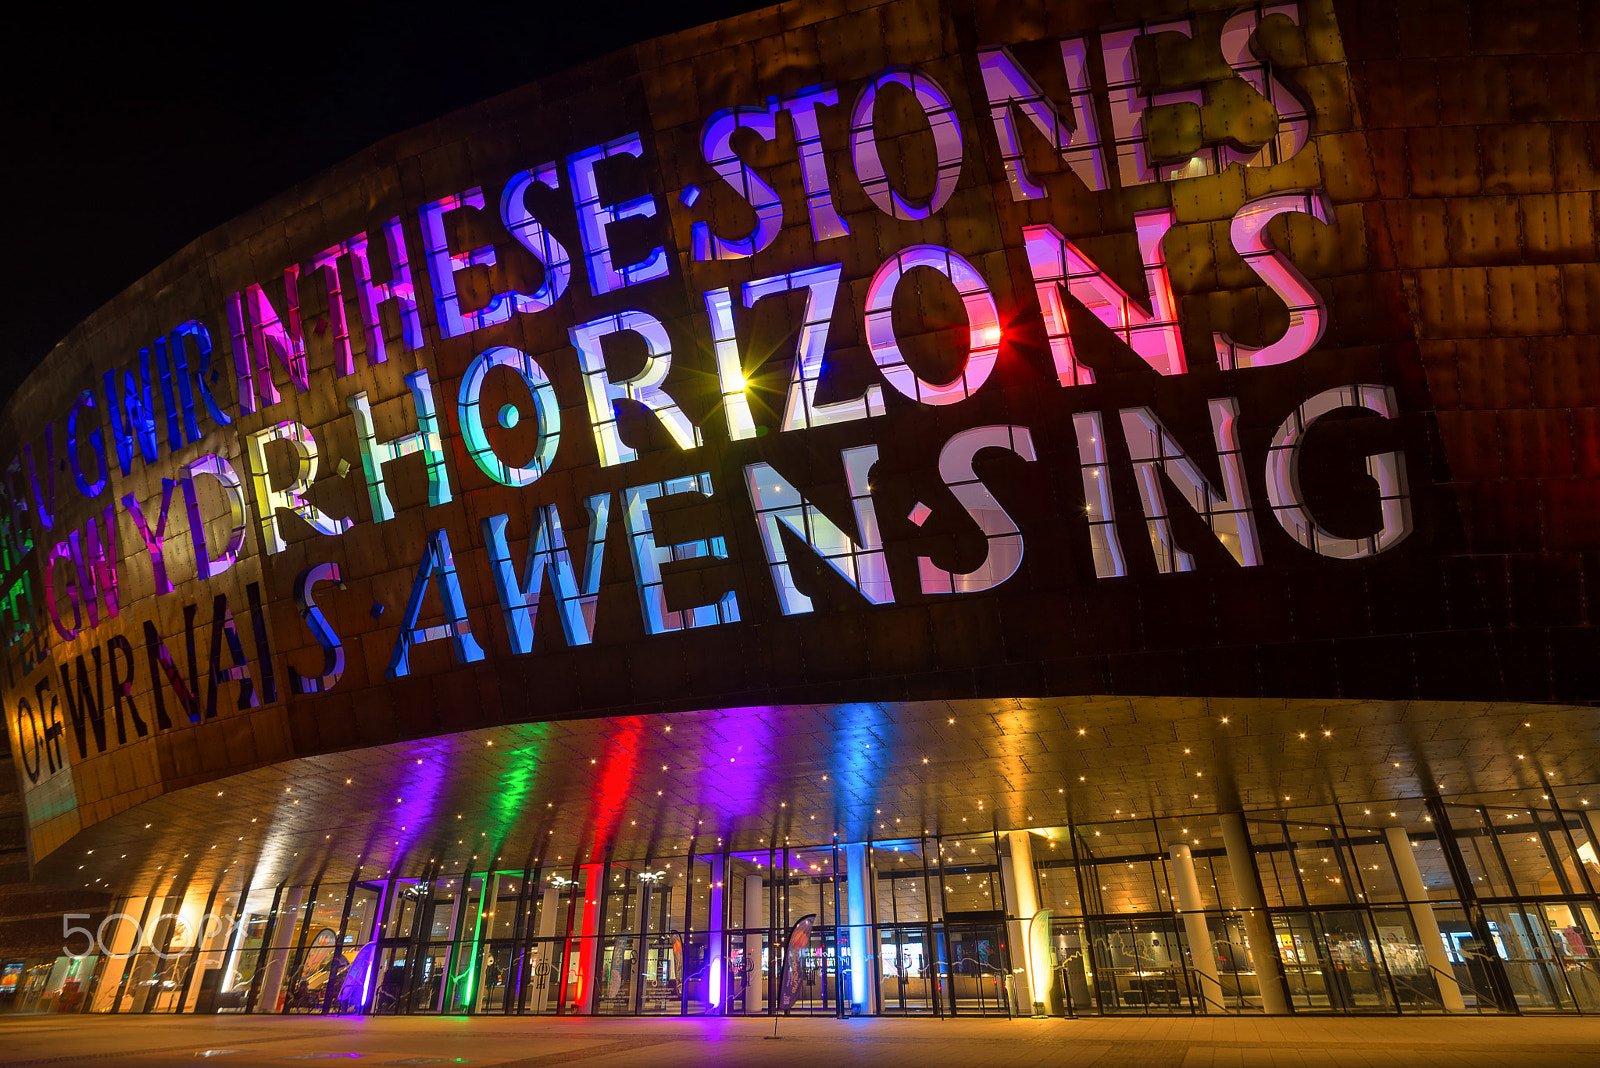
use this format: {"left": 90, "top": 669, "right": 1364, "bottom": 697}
{"left": 850, "top": 67, "right": 965, "bottom": 221}
{"left": 865, "top": 245, "right": 1001, "bottom": 405}
{"left": 458, "top": 346, "right": 562, "bottom": 487}
{"left": 15, "top": 699, "right": 41, "bottom": 783}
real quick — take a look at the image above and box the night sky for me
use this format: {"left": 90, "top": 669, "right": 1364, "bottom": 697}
{"left": 0, "top": 1, "right": 770, "bottom": 406}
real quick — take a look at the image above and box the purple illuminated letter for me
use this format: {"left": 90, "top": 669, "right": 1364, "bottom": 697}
{"left": 567, "top": 133, "right": 669, "bottom": 296}
{"left": 850, "top": 67, "right": 965, "bottom": 221}
{"left": 181, "top": 454, "right": 248, "bottom": 581}
{"left": 693, "top": 104, "right": 784, "bottom": 261}
{"left": 347, "top": 218, "right": 424, "bottom": 365}
{"left": 978, "top": 42, "right": 1104, "bottom": 199}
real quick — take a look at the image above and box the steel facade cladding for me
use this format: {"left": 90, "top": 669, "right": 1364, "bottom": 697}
{"left": 1, "top": 0, "right": 1597, "bottom": 894}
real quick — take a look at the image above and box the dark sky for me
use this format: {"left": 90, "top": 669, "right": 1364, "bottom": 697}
{"left": 0, "top": 1, "right": 769, "bottom": 405}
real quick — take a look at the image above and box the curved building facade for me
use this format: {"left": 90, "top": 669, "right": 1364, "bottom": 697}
{"left": 5, "top": 0, "right": 1600, "bottom": 1019}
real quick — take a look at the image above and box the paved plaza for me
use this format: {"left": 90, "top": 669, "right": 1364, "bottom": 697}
{"left": 0, "top": 1015, "right": 1598, "bottom": 1068}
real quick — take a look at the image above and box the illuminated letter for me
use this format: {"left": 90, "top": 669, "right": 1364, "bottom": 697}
{"left": 181, "top": 454, "right": 248, "bottom": 581}
{"left": 919, "top": 425, "right": 1037, "bottom": 595}
{"left": 1267, "top": 384, "right": 1412, "bottom": 559}
{"left": 420, "top": 188, "right": 514, "bottom": 339}
{"left": 482, "top": 494, "right": 611, "bottom": 653}
{"left": 67, "top": 389, "right": 109, "bottom": 498}
{"left": 227, "top": 269, "right": 311, "bottom": 415}
{"left": 692, "top": 104, "right": 783, "bottom": 261}
{"left": 567, "top": 133, "right": 669, "bottom": 295}
{"left": 704, "top": 286, "right": 761, "bottom": 442}
{"left": 388, "top": 527, "right": 486, "bottom": 677}
{"left": 1023, "top": 211, "right": 1184, "bottom": 385}
{"left": 708, "top": 262, "right": 879, "bottom": 438}
{"left": 1073, "top": 411, "right": 1125, "bottom": 579}
{"left": 1214, "top": 190, "right": 1331, "bottom": 370}
{"left": 348, "top": 218, "right": 424, "bottom": 364}
{"left": 774, "top": 84, "right": 850, "bottom": 241}
{"left": 43, "top": 510, "right": 116, "bottom": 641}
{"left": 746, "top": 264, "right": 881, "bottom": 431}
{"left": 123, "top": 481, "right": 178, "bottom": 594}
{"left": 243, "top": 422, "right": 352, "bottom": 554}
{"left": 103, "top": 356, "right": 158, "bottom": 475}
{"left": 1216, "top": 6, "right": 1311, "bottom": 168}
{"left": 348, "top": 369, "right": 452, "bottom": 522}
{"left": 978, "top": 41, "right": 1104, "bottom": 199}
{"left": 745, "top": 445, "right": 891, "bottom": 614}
{"left": 570, "top": 310, "right": 702, "bottom": 467}
{"left": 20, "top": 436, "right": 56, "bottom": 533}
{"left": 308, "top": 243, "right": 356, "bottom": 377}
{"left": 458, "top": 346, "right": 560, "bottom": 487}
{"left": 622, "top": 473, "right": 739, "bottom": 634}
{"left": 865, "top": 245, "right": 1000, "bottom": 405}
{"left": 171, "top": 320, "right": 234, "bottom": 431}
{"left": 850, "top": 67, "right": 964, "bottom": 221}
{"left": 289, "top": 562, "right": 346, "bottom": 695}
{"left": 44, "top": 540, "right": 78, "bottom": 641}
{"left": 1119, "top": 398, "right": 1261, "bottom": 574}
{"left": 1102, "top": 22, "right": 1207, "bottom": 186}
{"left": 500, "top": 164, "right": 573, "bottom": 313}
{"left": 71, "top": 505, "right": 120, "bottom": 627}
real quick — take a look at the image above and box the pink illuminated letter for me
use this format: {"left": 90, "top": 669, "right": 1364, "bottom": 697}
{"left": 865, "top": 245, "right": 1001, "bottom": 405}
{"left": 1214, "top": 190, "right": 1331, "bottom": 370}
{"left": 228, "top": 268, "right": 311, "bottom": 415}
{"left": 420, "top": 188, "right": 514, "bottom": 339}
{"left": 1024, "top": 211, "right": 1184, "bottom": 385}
{"left": 309, "top": 243, "right": 356, "bottom": 377}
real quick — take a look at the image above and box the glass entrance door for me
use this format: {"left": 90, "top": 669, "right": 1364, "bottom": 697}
{"left": 943, "top": 923, "right": 1010, "bottom": 1015}
{"left": 1088, "top": 918, "right": 1188, "bottom": 1013}
{"left": 1274, "top": 910, "right": 1393, "bottom": 1012}
{"left": 370, "top": 944, "right": 410, "bottom": 1015}
{"left": 878, "top": 926, "right": 935, "bottom": 1014}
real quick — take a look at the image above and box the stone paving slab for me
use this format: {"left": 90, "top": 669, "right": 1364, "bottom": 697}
{"left": 0, "top": 1015, "right": 1597, "bottom": 1068}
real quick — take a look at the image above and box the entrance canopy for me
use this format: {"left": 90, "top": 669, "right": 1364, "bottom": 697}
{"left": 47, "top": 695, "right": 1591, "bottom": 894}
